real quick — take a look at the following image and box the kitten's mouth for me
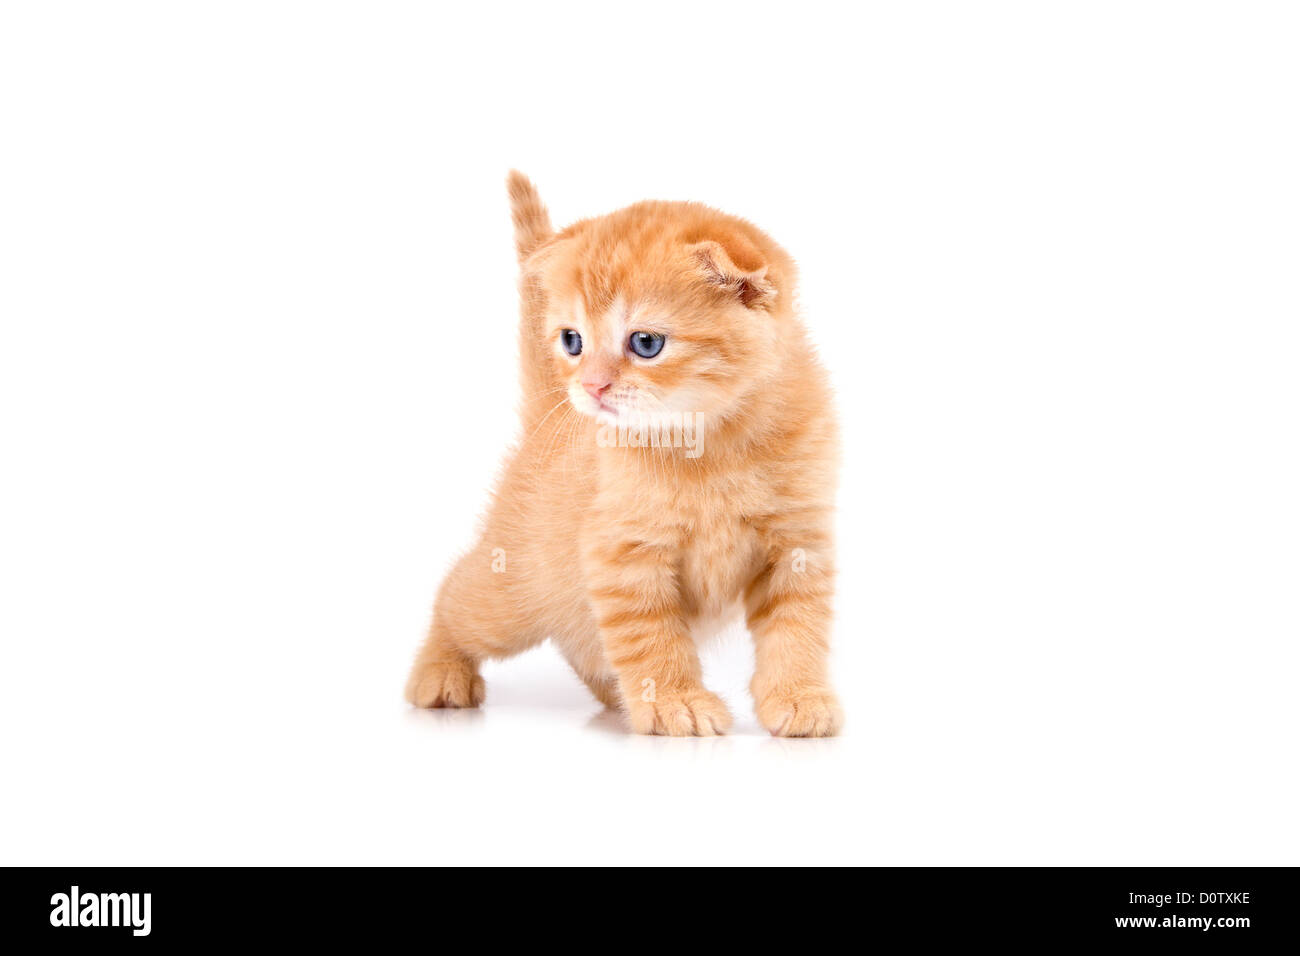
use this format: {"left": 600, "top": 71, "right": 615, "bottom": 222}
{"left": 574, "top": 388, "right": 665, "bottom": 424}
{"left": 573, "top": 392, "right": 622, "bottom": 422}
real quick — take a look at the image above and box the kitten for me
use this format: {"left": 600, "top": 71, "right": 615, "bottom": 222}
{"left": 405, "top": 172, "right": 841, "bottom": 736}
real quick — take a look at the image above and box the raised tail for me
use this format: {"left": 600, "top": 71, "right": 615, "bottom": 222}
{"left": 506, "top": 170, "right": 553, "bottom": 264}
{"left": 507, "top": 170, "right": 558, "bottom": 427}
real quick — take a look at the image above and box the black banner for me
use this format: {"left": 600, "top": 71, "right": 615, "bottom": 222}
{"left": 7, "top": 867, "right": 1295, "bottom": 945}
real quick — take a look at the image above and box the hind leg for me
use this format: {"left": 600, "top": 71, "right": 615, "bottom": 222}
{"left": 575, "top": 669, "right": 622, "bottom": 709}
{"left": 554, "top": 626, "right": 621, "bottom": 710}
{"left": 405, "top": 546, "right": 545, "bottom": 709}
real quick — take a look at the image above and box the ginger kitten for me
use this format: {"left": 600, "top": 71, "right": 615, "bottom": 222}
{"left": 405, "top": 172, "right": 841, "bottom": 736}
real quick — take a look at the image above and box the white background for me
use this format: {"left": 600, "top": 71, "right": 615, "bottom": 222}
{"left": 2, "top": 2, "right": 1297, "bottom": 865}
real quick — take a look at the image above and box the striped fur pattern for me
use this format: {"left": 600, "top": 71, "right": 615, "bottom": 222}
{"left": 405, "top": 172, "right": 841, "bottom": 736}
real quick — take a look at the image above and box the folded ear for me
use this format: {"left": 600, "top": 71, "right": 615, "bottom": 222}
{"left": 687, "top": 240, "right": 777, "bottom": 309}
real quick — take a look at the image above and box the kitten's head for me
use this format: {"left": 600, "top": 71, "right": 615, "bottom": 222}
{"left": 525, "top": 200, "right": 796, "bottom": 428}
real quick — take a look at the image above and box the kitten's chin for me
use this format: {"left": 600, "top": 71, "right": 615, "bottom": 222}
{"left": 572, "top": 392, "right": 713, "bottom": 428}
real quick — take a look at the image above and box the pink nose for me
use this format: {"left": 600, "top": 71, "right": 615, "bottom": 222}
{"left": 583, "top": 380, "right": 611, "bottom": 401}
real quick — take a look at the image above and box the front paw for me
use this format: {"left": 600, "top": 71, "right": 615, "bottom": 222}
{"left": 625, "top": 686, "right": 732, "bottom": 736}
{"left": 756, "top": 687, "right": 843, "bottom": 737}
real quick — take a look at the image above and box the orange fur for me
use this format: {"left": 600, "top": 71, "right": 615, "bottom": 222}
{"left": 404, "top": 172, "right": 842, "bottom": 736}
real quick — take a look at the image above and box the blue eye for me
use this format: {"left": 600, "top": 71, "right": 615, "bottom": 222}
{"left": 560, "top": 329, "right": 582, "bottom": 355}
{"left": 629, "top": 331, "right": 665, "bottom": 358}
